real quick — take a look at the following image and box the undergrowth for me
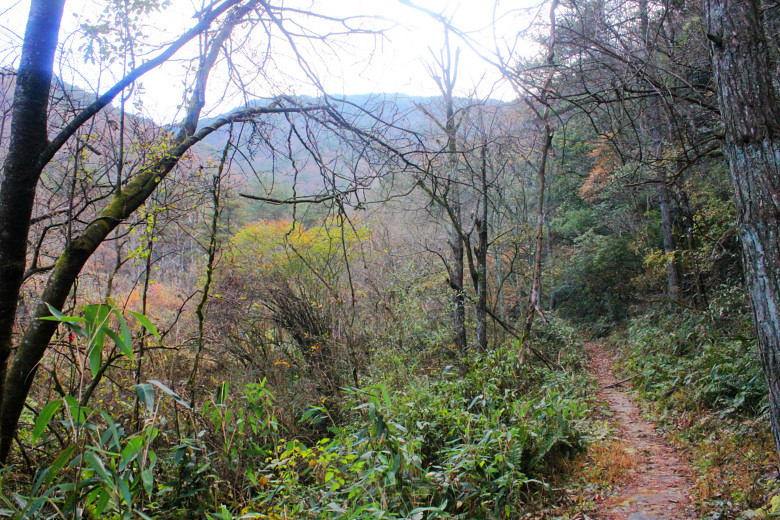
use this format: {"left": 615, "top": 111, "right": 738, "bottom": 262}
{"left": 611, "top": 287, "right": 779, "bottom": 519}
{"left": 3, "top": 318, "right": 599, "bottom": 519}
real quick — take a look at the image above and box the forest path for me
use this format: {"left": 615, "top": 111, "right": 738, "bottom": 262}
{"left": 587, "top": 342, "right": 696, "bottom": 520}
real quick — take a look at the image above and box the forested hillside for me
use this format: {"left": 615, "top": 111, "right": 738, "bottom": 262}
{"left": 0, "top": 0, "right": 778, "bottom": 518}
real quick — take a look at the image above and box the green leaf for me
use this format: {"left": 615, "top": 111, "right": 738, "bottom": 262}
{"left": 129, "top": 311, "right": 159, "bottom": 338}
{"left": 135, "top": 383, "right": 155, "bottom": 415}
{"left": 88, "top": 339, "right": 104, "bottom": 377}
{"left": 148, "top": 379, "right": 189, "bottom": 408}
{"left": 120, "top": 437, "right": 143, "bottom": 470}
{"left": 31, "top": 401, "right": 62, "bottom": 443}
{"left": 117, "top": 477, "right": 132, "bottom": 507}
{"left": 85, "top": 305, "right": 113, "bottom": 377}
{"left": 44, "top": 445, "right": 77, "bottom": 486}
{"left": 113, "top": 308, "right": 134, "bottom": 356}
{"left": 93, "top": 489, "right": 111, "bottom": 517}
{"left": 215, "top": 382, "right": 229, "bottom": 405}
{"left": 41, "top": 302, "right": 87, "bottom": 337}
{"left": 63, "top": 395, "right": 91, "bottom": 426}
{"left": 141, "top": 469, "right": 154, "bottom": 497}
{"left": 43, "top": 302, "right": 67, "bottom": 321}
{"left": 39, "top": 315, "right": 87, "bottom": 324}
{"left": 84, "top": 304, "right": 112, "bottom": 331}
{"left": 84, "top": 451, "right": 111, "bottom": 483}
{"left": 100, "top": 411, "right": 121, "bottom": 449}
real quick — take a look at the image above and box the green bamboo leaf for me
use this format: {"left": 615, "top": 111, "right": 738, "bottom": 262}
{"left": 135, "top": 383, "right": 155, "bottom": 415}
{"left": 41, "top": 303, "right": 87, "bottom": 338}
{"left": 43, "top": 302, "right": 67, "bottom": 321}
{"left": 83, "top": 451, "right": 111, "bottom": 483}
{"left": 31, "top": 400, "right": 62, "bottom": 443}
{"left": 148, "top": 379, "right": 189, "bottom": 408}
{"left": 88, "top": 338, "right": 103, "bottom": 377}
{"left": 141, "top": 469, "right": 154, "bottom": 497}
{"left": 84, "top": 304, "right": 111, "bottom": 330}
{"left": 129, "top": 311, "right": 159, "bottom": 338}
{"left": 114, "top": 308, "right": 134, "bottom": 356}
{"left": 215, "top": 381, "right": 229, "bottom": 405}
{"left": 63, "top": 395, "right": 91, "bottom": 426}
{"left": 120, "top": 437, "right": 143, "bottom": 471}
{"left": 118, "top": 477, "right": 132, "bottom": 507}
{"left": 93, "top": 488, "right": 110, "bottom": 516}
{"left": 100, "top": 411, "right": 121, "bottom": 449}
{"left": 43, "top": 445, "right": 77, "bottom": 486}
{"left": 39, "top": 315, "right": 87, "bottom": 324}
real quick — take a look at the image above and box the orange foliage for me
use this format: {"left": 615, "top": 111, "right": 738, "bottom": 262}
{"left": 580, "top": 137, "right": 618, "bottom": 201}
{"left": 125, "top": 282, "right": 181, "bottom": 315}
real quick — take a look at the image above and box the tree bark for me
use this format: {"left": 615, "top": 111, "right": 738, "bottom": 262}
{"left": 658, "top": 170, "right": 680, "bottom": 299}
{"left": 521, "top": 0, "right": 557, "bottom": 341}
{"left": 523, "top": 127, "right": 552, "bottom": 339}
{"left": 707, "top": 0, "right": 780, "bottom": 456}
{"left": 475, "top": 144, "right": 489, "bottom": 352}
{"left": 0, "top": 0, "right": 65, "bottom": 421}
{"left": 450, "top": 187, "right": 468, "bottom": 354}
{"left": 440, "top": 35, "right": 467, "bottom": 355}
{"left": 640, "top": 0, "right": 680, "bottom": 300}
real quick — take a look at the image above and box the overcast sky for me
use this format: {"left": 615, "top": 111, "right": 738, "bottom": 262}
{"left": 0, "top": 0, "right": 539, "bottom": 122}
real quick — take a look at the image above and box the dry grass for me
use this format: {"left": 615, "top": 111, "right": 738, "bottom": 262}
{"left": 550, "top": 436, "right": 637, "bottom": 517}
{"left": 573, "top": 438, "right": 636, "bottom": 489}
{"left": 673, "top": 415, "right": 779, "bottom": 511}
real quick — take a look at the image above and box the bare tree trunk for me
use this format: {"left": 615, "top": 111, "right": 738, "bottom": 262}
{"left": 189, "top": 132, "right": 231, "bottom": 407}
{"left": 451, "top": 200, "right": 468, "bottom": 354}
{"left": 545, "top": 220, "right": 555, "bottom": 311}
{"left": 640, "top": 0, "right": 680, "bottom": 300}
{"left": 522, "top": 0, "right": 557, "bottom": 341}
{"left": 439, "top": 34, "right": 467, "bottom": 355}
{"left": 495, "top": 247, "right": 505, "bottom": 320}
{"left": 132, "top": 223, "right": 154, "bottom": 429}
{"left": 523, "top": 129, "right": 552, "bottom": 338}
{"left": 707, "top": 0, "right": 780, "bottom": 457}
{"left": 658, "top": 178, "right": 680, "bottom": 299}
{"left": 475, "top": 144, "right": 489, "bottom": 352}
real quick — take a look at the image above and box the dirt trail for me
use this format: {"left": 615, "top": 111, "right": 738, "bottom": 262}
{"left": 588, "top": 342, "right": 696, "bottom": 520}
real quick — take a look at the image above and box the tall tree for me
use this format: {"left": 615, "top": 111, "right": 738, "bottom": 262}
{"left": 706, "top": 0, "right": 780, "bottom": 456}
{"left": 521, "top": 0, "right": 558, "bottom": 339}
{"left": 0, "top": 0, "right": 66, "bottom": 445}
{"left": 418, "top": 28, "right": 469, "bottom": 354}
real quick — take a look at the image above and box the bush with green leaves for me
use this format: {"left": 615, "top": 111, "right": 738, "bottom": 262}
{"left": 553, "top": 231, "right": 642, "bottom": 327}
{"left": 618, "top": 289, "right": 765, "bottom": 418}
{"left": 248, "top": 338, "right": 592, "bottom": 520}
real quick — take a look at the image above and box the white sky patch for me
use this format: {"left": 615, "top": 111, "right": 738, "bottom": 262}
{"left": 0, "top": 0, "right": 539, "bottom": 123}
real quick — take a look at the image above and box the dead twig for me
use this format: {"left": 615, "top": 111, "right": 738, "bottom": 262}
{"left": 603, "top": 376, "right": 635, "bottom": 389}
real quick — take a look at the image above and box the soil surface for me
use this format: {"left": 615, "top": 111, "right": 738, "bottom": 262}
{"left": 588, "top": 342, "right": 696, "bottom": 520}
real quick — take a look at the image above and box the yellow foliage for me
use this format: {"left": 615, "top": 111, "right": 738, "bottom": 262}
{"left": 228, "top": 219, "right": 370, "bottom": 286}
